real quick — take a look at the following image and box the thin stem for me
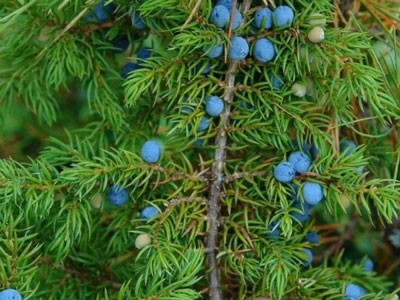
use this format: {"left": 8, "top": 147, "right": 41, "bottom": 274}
{"left": 205, "top": 1, "right": 252, "bottom": 299}
{"left": 225, "top": 170, "right": 267, "bottom": 182}
{"left": 36, "top": 7, "right": 90, "bottom": 59}
{"left": 206, "top": 62, "right": 236, "bottom": 300}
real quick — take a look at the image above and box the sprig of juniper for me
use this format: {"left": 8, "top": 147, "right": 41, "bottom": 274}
{"left": 0, "top": 0, "right": 400, "bottom": 299}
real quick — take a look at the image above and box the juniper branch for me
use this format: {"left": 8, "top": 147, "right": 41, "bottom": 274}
{"left": 205, "top": 1, "right": 252, "bottom": 299}
{"left": 36, "top": 7, "right": 89, "bottom": 59}
{"left": 205, "top": 59, "right": 236, "bottom": 300}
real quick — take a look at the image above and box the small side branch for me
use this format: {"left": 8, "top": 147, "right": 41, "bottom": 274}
{"left": 36, "top": 7, "right": 89, "bottom": 59}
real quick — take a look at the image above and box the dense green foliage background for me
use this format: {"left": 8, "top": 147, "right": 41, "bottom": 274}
{"left": 0, "top": 0, "right": 399, "bottom": 299}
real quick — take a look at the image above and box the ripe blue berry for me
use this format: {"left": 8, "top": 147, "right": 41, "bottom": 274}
{"left": 228, "top": 36, "right": 249, "bottom": 61}
{"left": 302, "top": 182, "right": 323, "bottom": 205}
{"left": 195, "top": 61, "right": 212, "bottom": 75}
{"left": 290, "top": 201, "right": 310, "bottom": 223}
{"left": 131, "top": 10, "right": 146, "bottom": 29}
{"left": 204, "top": 43, "right": 224, "bottom": 58}
{"left": 140, "top": 206, "right": 159, "bottom": 219}
{"left": 112, "top": 36, "right": 130, "bottom": 53}
{"left": 345, "top": 283, "right": 366, "bottom": 299}
{"left": 274, "top": 162, "right": 296, "bottom": 183}
{"left": 273, "top": 5, "right": 294, "bottom": 27}
{"left": 180, "top": 96, "right": 194, "bottom": 115}
{"left": 270, "top": 72, "right": 283, "bottom": 89}
{"left": 197, "top": 116, "right": 210, "bottom": 132}
{"left": 86, "top": 2, "right": 116, "bottom": 23}
{"left": 303, "top": 248, "right": 313, "bottom": 267}
{"left": 310, "top": 144, "right": 319, "bottom": 160}
{"left": 193, "top": 139, "right": 204, "bottom": 148}
{"left": 121, "top": 63, "right": 140, "bottom": 79}
{"left": 141, "top": 140, "right": 162, "bottom": 163}
{"left": 92, "top": 5, "right": 107, "bottom": 22}
{"left": 137, "top": 47, "right": 151, "bottom": 61}
{"left": 0, "top": 289, "right": 22, "bottom": 300}
{"left": 253, "top": 38, "right": 275, "bottom": 63}
{"left": 304, "top": 232, "right": 320, "bottom": 244}
{"left": 107, "top": 185, "right": 129, "bottom": 207}
{"left": 363, "top": 258, "right": 374, "bottom": 272}
{"left": 232, "top": 9, "right": 242, "bottom": 30}
{"left": 288, "top": 151, "right": 311, "bottom": 173}
{"left": 210, "top": 5, "right": 230, "bottom": 28}
{"left": 340, "top": 140, "right": 357, "bottom": 157}
{"left": 216, "top": 0, "right": 234, "bottom": 10}
{"left": 205, "top": 96, "right": 224, "bottom": 116}
{"left": 253, "top": 7, "right": 273, "bottom": 29}
{"left": 267, "top": 221, "right": 280, "bottom": 240}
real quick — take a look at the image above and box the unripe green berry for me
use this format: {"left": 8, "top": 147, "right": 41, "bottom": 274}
{"left": 90, "top": 194, "right": 103, "bottom": 209}
{"left": 308, "top": 27, "right": 325, "bottom": 43}
{"left": 291, "top": 83, "right": 307, "bottom": 97}
{"left": 135, "top": 233, "right": 151, "bottom": 249}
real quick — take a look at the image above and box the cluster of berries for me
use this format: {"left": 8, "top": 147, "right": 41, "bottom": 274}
{"left": 274, "top": 148, "right": 323, "bottom": 205}
{"left": 205, "top": 4, "right": 295, "bottom": 62}
{"left": 268, "top": 141, "right": 322, "bottom": 267}
{"left": 268, "top": 137, "right": 366, "bottom": 273}
{"left": 206, "top": 2, "right": 330, "bottom": 106}
{"left": 107, "top": 184, "right": 159, "bottom": 249}
{"left": 252, "top": 6, "right": 294, "bottom": 62}
{"left": 85, "top": 2, "right": 153, "bottom": 80}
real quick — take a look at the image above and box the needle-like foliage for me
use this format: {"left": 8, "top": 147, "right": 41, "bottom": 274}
{"left": 0, "top": 0, "right": 399, "bottom": 299}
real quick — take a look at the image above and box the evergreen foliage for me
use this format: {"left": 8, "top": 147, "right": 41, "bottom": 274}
{"left": 0, "top": 0, "right": 399, "bottom": 299}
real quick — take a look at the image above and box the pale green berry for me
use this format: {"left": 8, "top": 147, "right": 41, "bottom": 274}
{"left": 308, "top": 27, "right": 325, "bottom": 43}
{"left": 292, "top": 83, "right": 307, "bottom": 97}
{"left": 135, "top": 233, "right": 151, "bottom": 249}
{"left": 389, "top": 294, "right": 399, "bottom": 300}
{"left": 90, "top": 194, "right": 103, "bottom": 209}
